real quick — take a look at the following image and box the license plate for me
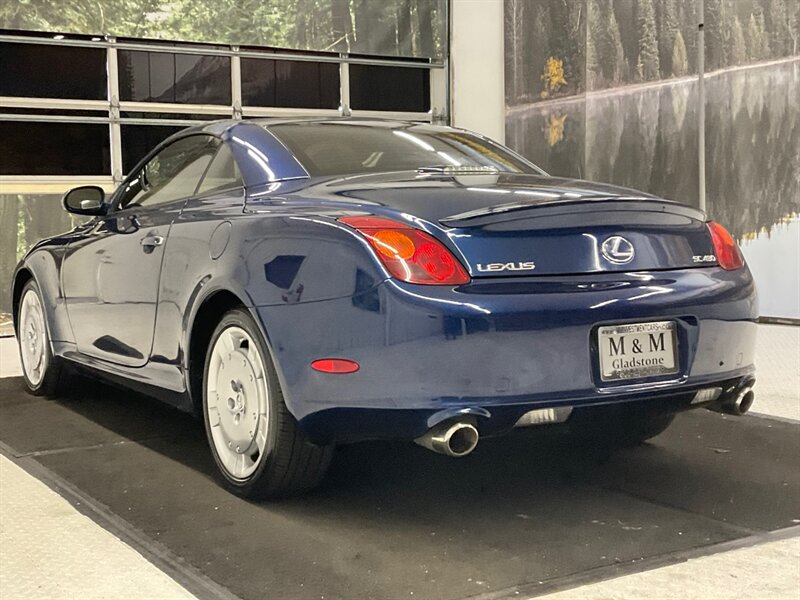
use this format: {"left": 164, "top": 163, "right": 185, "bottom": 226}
{"left": 597, "top": 321, "right": 678, "bottom": 382}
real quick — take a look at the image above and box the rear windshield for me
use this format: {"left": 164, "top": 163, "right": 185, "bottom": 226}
{"left": 267, "top": 122, "right": 539, "bottom": 177}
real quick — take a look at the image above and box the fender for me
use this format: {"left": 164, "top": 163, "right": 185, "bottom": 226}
{"left": 12, "top": 237, "right": 75, "bottom": 347}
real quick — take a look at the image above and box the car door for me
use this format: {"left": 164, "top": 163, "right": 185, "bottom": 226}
{"left": 62, "top": 134, "right": 220, "bottom": 367}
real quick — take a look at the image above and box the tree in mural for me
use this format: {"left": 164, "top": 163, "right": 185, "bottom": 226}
{"left": 656, "top": 0, "right": 679, "bottom": 77}
{"left": 506, "top": 0, "right": 800, "bottom": 107}
{"left": 504, "top": 0, "right": 586, "bottom": 103}
{"left": 671, "top": 31, "right": 689, "bottom": 76}
{"left": 540, "top": 57, "right": 567, "bottom": 99}
{"left": 730, "top": 16, "right": 748, "bottom": 64}
{"left": 635, "top": 0, "right": 660, "bottom": 81}
{"left": 505, "top": 0, "right": 526, "bottom": 103}
{"left": 705, "top": 0, "right": 726, "bottom": 71}
{"left": 789, "top": 0, "right": 800, "bottom": 54}
{"left": 767, "top": 0, "right": 791, "bottom": 56}
{"left": 588, "top": 0, "right": 624, "bottom": 87}
{"left": 0, "top": 0, "right": 446, "bottom": 58}
{"left": 747, "top": 11, "right": 770, "bottom": 60}
{"left": 549, "top": 0, "right": 586, "bottom": 95}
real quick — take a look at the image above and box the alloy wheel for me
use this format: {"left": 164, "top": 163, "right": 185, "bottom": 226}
{"left": 19, "top": 289, "right": 48, "bottom": 387}
{"left": 206, "top": 326, "right": 270, "bottom": 480}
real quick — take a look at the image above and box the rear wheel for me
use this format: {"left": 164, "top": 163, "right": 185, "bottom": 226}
{"left": 17, "top": 280, "right": 67, "bottom": 396}
{"left": 202, "top": 308, "right": 333, "bottom": 498}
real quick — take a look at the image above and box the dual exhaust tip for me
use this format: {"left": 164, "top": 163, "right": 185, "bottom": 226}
{"left": 417, "top": 382, "right": 756, "bottom": 457}
{"left": 415, "top": 421, "right": 479, "bottom": 458}
{"left": 728, "top": 386, "right": 755, "bottom": 416}
{"left": 705, "top": 381, "right": 755, "bottom": 416}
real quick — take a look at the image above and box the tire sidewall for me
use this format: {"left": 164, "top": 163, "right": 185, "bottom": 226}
{"left": 202, "top": 308, "right": 282, "bottom": 494}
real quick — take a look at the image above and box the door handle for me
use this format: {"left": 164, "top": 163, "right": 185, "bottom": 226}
{"left": 140, "top": 235, "right": 165, "bottom": 249}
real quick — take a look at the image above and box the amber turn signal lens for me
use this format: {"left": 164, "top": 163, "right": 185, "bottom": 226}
{"left": 339, "top": 215, "right": 470, "bottom": 285}
{"left": 371, "top": 230, "right": 416, "bottom": 260}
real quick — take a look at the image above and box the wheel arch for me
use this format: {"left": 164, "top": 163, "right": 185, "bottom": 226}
{"left": 186, "top": 289, "right": 246, "bottom": 413}
{"left": 184, "top": 288, "right": 285, "bottom": 416}
{"left": 11, "top": 267, "right": 34, "bottom": 336}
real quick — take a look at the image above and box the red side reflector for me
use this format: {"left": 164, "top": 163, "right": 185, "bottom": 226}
{"left": 311, "top": 358, "right": 360, "bottom": 374}
{"left": 707, "top": 221, "right": 744, "bottom": 270}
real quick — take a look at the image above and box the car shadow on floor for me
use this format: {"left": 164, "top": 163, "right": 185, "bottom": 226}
{"left": 2, "top": 374, "right": 798, "bottom": 600}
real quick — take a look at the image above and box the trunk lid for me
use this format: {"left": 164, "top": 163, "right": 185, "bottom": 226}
{"left": 281, "top": 171, "right": 716, "bottom": 277}
{"left": 439, "top": 196, "right": 715, "bottom": 277}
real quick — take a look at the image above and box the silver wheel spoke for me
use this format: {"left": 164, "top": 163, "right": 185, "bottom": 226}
{"left": 208, "top": 405, "right": 221, "bottom": 427}
{"left": 18, "top": 289, "right": 48, "bottom": 387}
{"left": 205, "top": 325, "right": 269, "bottom": 481}
{"left": 219, "top": 329, "right": 236, "bottom": 354}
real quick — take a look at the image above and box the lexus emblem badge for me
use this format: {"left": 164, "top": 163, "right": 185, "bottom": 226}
{"left": 601, "top": 236, "right": 635, "bottom": 264}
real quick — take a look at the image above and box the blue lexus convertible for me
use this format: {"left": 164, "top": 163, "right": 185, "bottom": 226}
{"left": 12, "top": 119, "right": 757, "bottom": 498}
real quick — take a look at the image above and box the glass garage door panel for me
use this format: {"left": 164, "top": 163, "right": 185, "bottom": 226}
{"left": 349, "top": 64, "right": 430, "bottom": 112}
{"left": 241, "top": 58, "right": 340, "bottom": 109}
{"left": 121, "top": 125, "right": 187, "bottom": 175}
{"left": 118, "top": 50, "right": 232, "bottom": 105}
{"left": 0, "top": 42, "right": 107, "bottom": 100}
{"left": 0, "top": 193, "right": 86, "bottom": 331}
{"left": 0, "top": 122, "right": 110, "bottom": 176}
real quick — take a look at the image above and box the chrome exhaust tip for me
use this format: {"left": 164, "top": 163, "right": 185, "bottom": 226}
{"left": 706, "top": 383, "right": 755, "bottom": 416}
{"left": 415, "top": 421, "right": 479, "bottom": 457}
{"left": 730, "top": 387, "right": 755, "bottom": 416}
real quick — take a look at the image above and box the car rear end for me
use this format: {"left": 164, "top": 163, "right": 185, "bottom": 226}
{"left": 287, "top": 190, "right": 757, "bottom": 446}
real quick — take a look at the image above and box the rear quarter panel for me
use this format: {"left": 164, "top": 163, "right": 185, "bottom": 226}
{"left": 152, "top": 191, "right": 387, "bottom": 408}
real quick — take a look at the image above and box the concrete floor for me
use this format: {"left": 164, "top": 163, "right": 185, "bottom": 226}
{"left": 0, "top": 325, "right": 798, "bottom": 600}
{"left": 0, "top": 456, "right": 196, "bottom": 600}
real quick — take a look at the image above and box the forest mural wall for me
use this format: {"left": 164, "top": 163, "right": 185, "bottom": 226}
{"left": 505, "top": 0, "right": 800, "bottom": 318}
{"left": 0, "top": 0, "right": 446, "bottom": 58}
{"left": 506, "top": 0, "right": 799, "bottom": 103}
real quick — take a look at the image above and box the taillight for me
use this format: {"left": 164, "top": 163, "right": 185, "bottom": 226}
{"left": 338, "top": 215, "right": 470, "bottom": 285}
{"left": 707, "top": 221, "right": 744, "bottom": 270}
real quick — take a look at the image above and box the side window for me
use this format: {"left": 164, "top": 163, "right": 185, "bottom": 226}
{"left": 196, "top": 144, "right": 243, "bottom": 195}
{"left": 117, "top": 135, "right": 219, "bottom": 210}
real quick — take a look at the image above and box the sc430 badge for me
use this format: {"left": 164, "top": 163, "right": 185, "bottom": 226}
{"left": 692, "top": 254, "right": 716, "bottom": 263}
{"left": 476, "top": 261, "right": 536, "bottom": 273}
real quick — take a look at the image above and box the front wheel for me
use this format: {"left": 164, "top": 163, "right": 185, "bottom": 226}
{"left": 202, "top": 308, "right": 333, "bottom": 499}
{"left": 17, "top": 280, "right": 67, "bottom": 396}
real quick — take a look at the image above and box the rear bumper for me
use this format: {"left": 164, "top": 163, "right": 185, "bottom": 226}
{"left": 257, "top": 266, "right": 757, "bottom": 444}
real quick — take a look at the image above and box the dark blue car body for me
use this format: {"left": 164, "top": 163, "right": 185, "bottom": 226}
{"left": 12, "top": 119, "right": 758, "bottom": 447}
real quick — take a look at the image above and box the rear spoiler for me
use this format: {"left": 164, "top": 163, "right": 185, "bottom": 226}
{"left": 440, "top": 198, "right": 706, "bottom": 228}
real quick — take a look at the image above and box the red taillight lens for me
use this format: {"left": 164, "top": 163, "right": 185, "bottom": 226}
{"left": 339, "top": 215, "right": 470, "bottom": 285}
{"left": 707, "top": 221, "right": 744, "bottom": 270}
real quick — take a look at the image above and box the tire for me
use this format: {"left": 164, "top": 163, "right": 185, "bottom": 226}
{"left": 202, "top": 308, "right": 333, "bottom": 499}
{"left": 16, "top": 279, "right": 68, "bottom": 396}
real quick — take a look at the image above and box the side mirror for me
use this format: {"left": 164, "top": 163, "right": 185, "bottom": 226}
{"left": 63, "top": 186, "right": 107, "bottom": 216}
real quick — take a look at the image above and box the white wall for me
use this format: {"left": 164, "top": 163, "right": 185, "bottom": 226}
{"left": 449, "top": 0, "right": 506, "bottom": 143}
